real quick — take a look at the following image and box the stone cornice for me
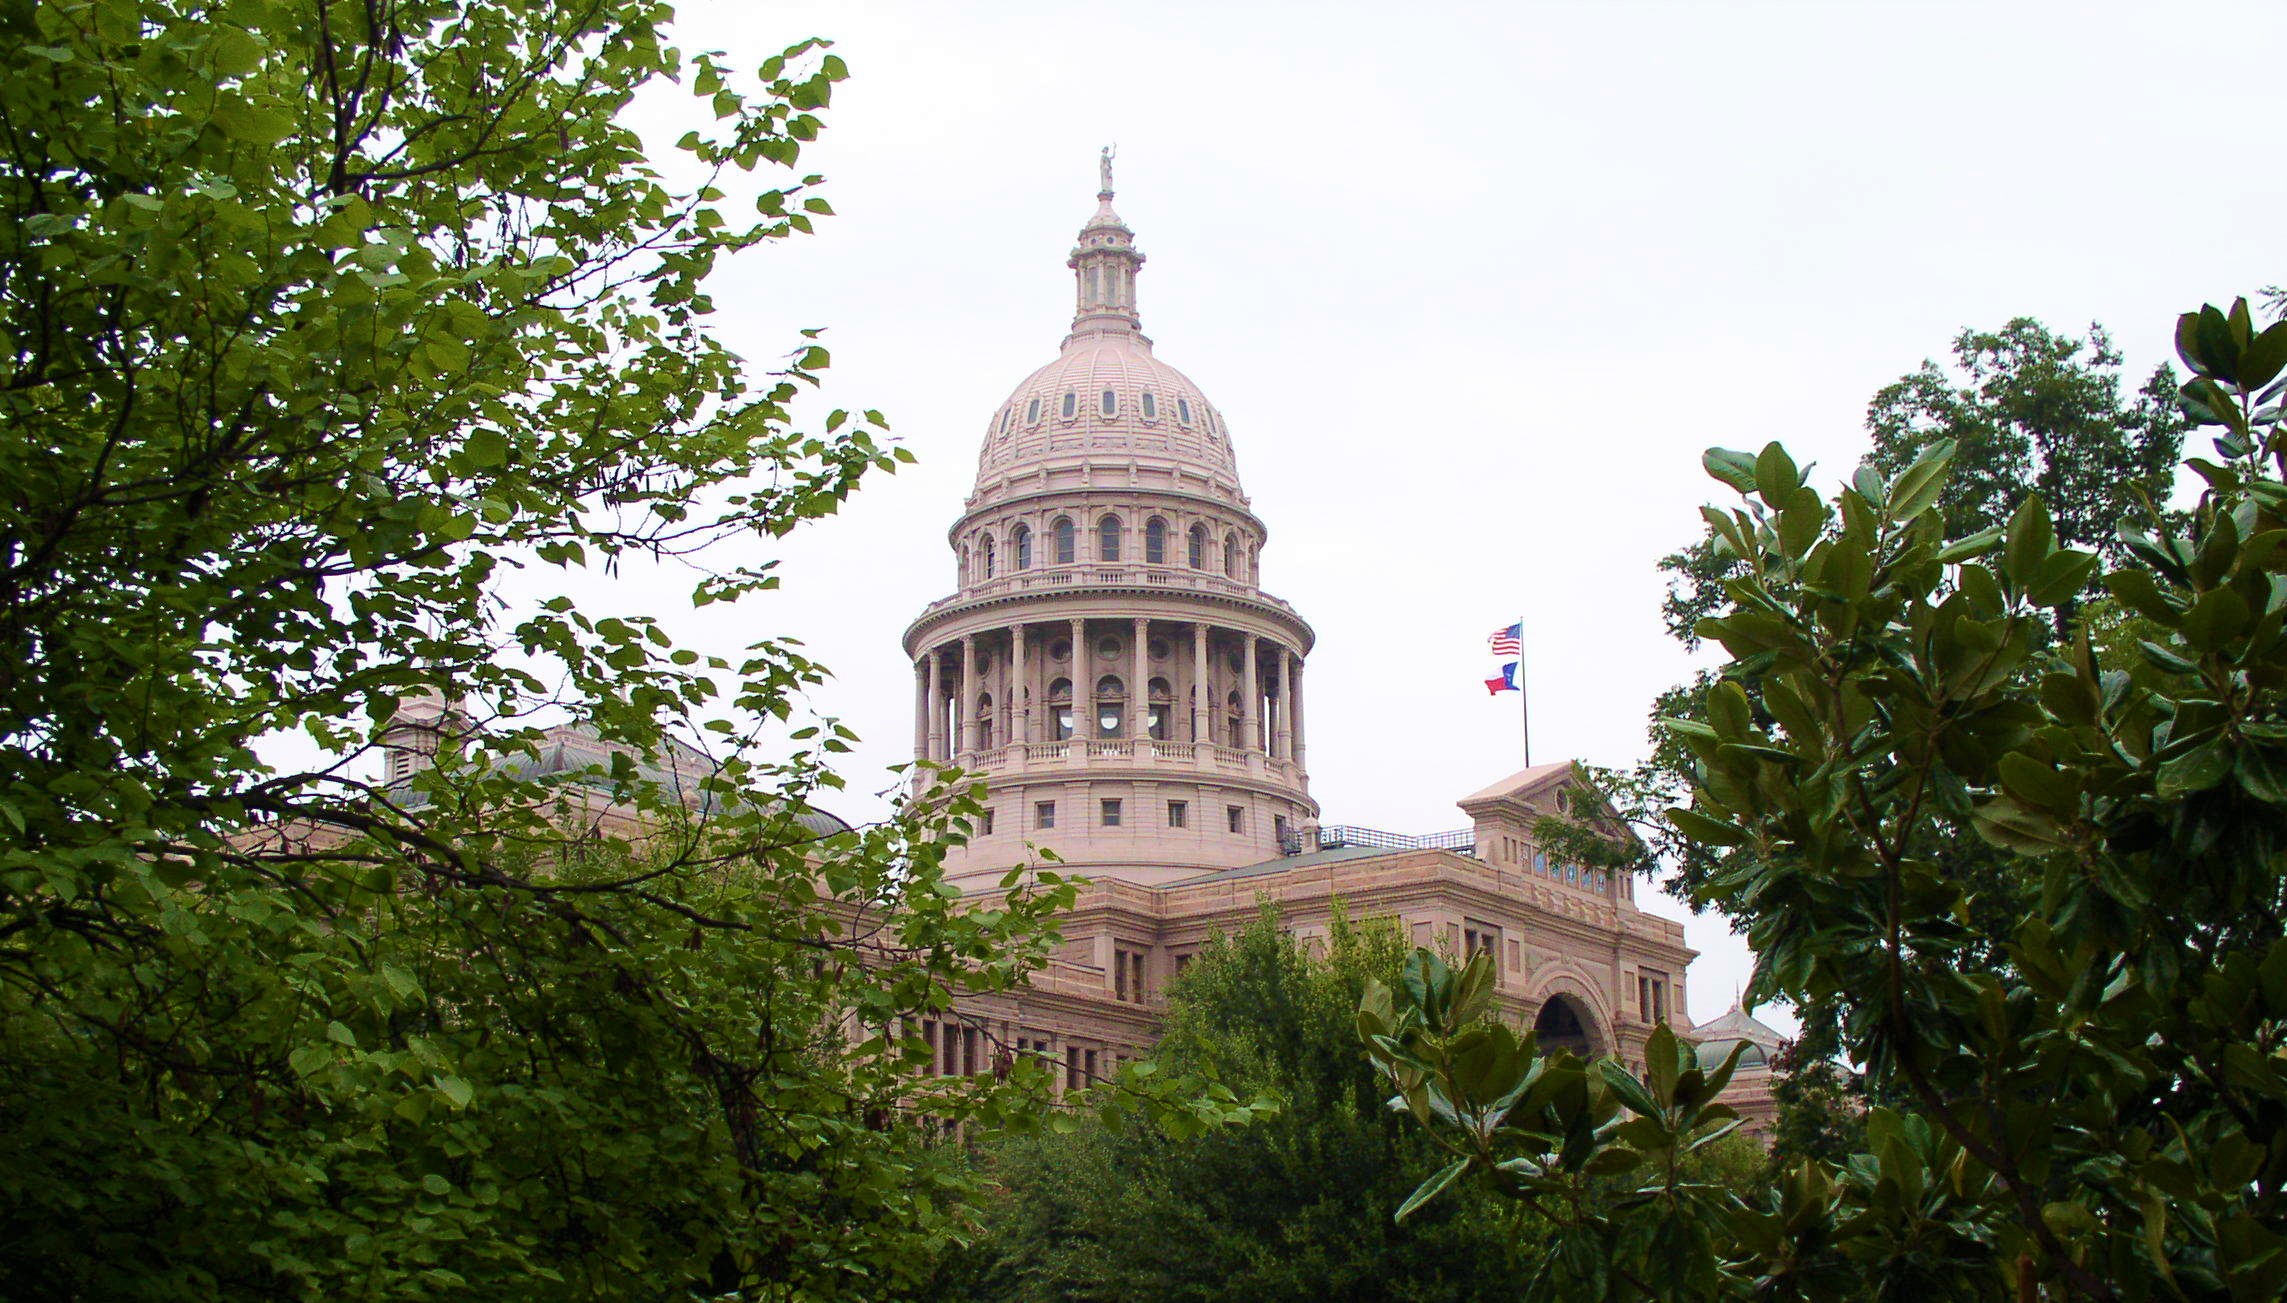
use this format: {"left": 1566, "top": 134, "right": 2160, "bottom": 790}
{"left": 904, "top": 579, "right": 1315, "bottom": 656}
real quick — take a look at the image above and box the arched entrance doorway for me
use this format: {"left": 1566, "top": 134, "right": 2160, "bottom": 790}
{"left": 1533, "top": 993, "right": 1599, "bottom": 1058}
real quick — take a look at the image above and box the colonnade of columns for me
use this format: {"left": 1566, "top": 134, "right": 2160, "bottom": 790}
{"left": 913, "top": 617, "right": 1305, "bottom": 767}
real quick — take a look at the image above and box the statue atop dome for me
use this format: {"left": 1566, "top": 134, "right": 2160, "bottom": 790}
{"left": 1098, "top": 144, "right": 1115, "bottom": 197}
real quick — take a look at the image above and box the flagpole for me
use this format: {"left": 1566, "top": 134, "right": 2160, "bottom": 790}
{"left": 1517, "top": 613, "right": 1531, "bottom": 769}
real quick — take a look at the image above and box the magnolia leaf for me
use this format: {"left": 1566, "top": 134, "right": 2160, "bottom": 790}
{"left": 1394, "top": 1159, "right": 1469, "bottom": 1223}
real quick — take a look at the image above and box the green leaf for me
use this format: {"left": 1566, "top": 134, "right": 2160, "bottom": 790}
{"left": 2180, "top": 587, "right": 2250, "bottom": 652}
{"left": 2137, "top": 640, "right": 2200, "bottom": 676}
{"left": 462, "top": 429, "right": 509, "bottom": 469}
{"left": 2105, "top": 570, "right": 2182, "bottom": 624}
{"left": 209, "top": 99, "right": 296, "bottom": 144}
{"left": 1702, "top": 447, "right": 1759, "bottom": 494}
{"left": 1972, "top": 795, "right": 2064, "bottom": 853}
{"left": 2003, "top": 495, "right": 2053, "bottom": 587}
{"left": 1664, "top": 807, "right": 1748, "bottom": 847}
{"left": 1889, "top": 439, "right": 1956, "bottom": 521}
{"left": 2156, "top": 741, "right": 2230, "bottom": 798}
{"left": 1754, "top": 442, "right": 1800, "bottom": 504}
{"left": 2025, "top": 549, "right": 2097, "bottom": 607}
{"left": 1394, "top": 1159, "right": 1469, "bottom": 1223}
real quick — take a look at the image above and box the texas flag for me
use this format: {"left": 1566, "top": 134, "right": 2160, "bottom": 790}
{"left": 1484, "top": 661, "right": 1519, "bottom": 695}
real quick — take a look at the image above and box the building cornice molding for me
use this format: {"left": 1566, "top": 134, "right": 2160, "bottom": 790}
{"left": 904, "top": 584, "right": 1315, "bottom": 656}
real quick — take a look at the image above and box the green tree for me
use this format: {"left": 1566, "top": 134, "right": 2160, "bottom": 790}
{"left": 1648, "top": 316, "right": 2188, "bottom": 905}
{"left": 0, "top": 2, "right": 1116, "bottom": 1297}
{"left": 1363, "top": 297, "right": 2287, "bottom": 1300}
{"left": 943, "top": 906, "right": 1527, "bottom": 1303}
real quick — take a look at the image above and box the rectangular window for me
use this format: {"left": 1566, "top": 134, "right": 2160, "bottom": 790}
{"left": 1463, "top": 921, "right": 1499, "bottom": 979}
{"left": 1142, "top": 392, "right": 1157, "bottom": 419}
{"left": 980, "top": 808, "right": 995, "bottom": 836}
{"left": 1639, "top": 971, "right": 1670, "bottom": 1023}
{"left": 1114, "top": 946, "right": 1146, "bottom": 1002}
{"left": 1100, "top": 798, "right": 1122, "bottom": 826}
{"left": 1167, "top": 800, "right": 1188, "bottom": 828}
{"left": 1035, "top": 801, "right": 1056, "bottom": 830}
{"left": 1227, "top": 805, "right": 1244, "bottom": 834}
{"left": 1173, "top": 952, "right": 1192, "bottom": 974}
{"left": 1274, "top": 814, "right": 1292, "bottom": 848}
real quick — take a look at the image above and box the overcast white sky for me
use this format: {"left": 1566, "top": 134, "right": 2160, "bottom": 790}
{"left": 604, "top": 1, "right": 2282, "bottom": 1032}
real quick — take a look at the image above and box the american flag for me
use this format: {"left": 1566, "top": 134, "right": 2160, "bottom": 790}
{"left": 1487, "top": 622, "right": 1522, "bottom": 657}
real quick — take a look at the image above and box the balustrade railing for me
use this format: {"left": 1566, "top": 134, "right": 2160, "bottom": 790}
{"left": 917, "top": 564, "right": 1295, "bottom": 617}
{"left": 953, "top": 738, "right": 1296, "bottom": 781}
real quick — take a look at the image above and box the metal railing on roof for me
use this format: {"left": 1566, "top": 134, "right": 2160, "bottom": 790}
{"left": 1297, "top": 824, "right": 1477, "bottom": 856}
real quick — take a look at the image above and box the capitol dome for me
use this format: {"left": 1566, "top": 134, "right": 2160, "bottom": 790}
{"left": 974, "top": 340, "right": 1239, "bottom": 487}
{"left": 966, "top": 156, "right": 1248, "bottom": 509}
{"left": 907, "top": 152, "right": 1315, "bottom": 889}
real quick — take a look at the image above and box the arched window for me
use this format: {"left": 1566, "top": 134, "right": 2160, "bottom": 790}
{"left": 1026, "top": 397, "right": 1040, "bottom": 423}
{"left": 1248, "top": 544, "right": 1259, "bottom": 582}
{"left": 959, "top": 544, "right": 971, "bottom": 583}
{"left": 1187, "top": 524, "right": 1206, "bottom": 569}
{"left": 1225, "top": 690, "right": 1243, "bottom": 748}
{"left": 1098, "top": 515, "right": 1121, "bottom": 563}
{"left": 1142, "top": 392, "right": 1157, "bottom": 420}
{"left": 976, "top": 694, "right": 995, "bottom": 750}
{"left": 1177, "top": 397, "right": 1193, "bottom": 424}
{"left": 1223, "top": 532, "right": 1240, "bottom": 578}
{"left": 981, "top": 535, "right": 996, "bottom": 579}
{"left": 1095, "top": 675, "right": 1126, "bottom": 737}
{"left": 1053, "top": 517, "right": 1075, "bottom": 564}
{"left": 1048, "top": 678, "right": 1075, "bottom": 741}
{"left": 1145, "top": 517, "right": 1168, "bottom": 565}
{"left": 1013, "top": 524, "right": 1032, "bottom": 570}
{"left": 1000, "top": 408, "right": 1012, "bottom": 433}
{"left": 1147, "top": 677, "right": 1172, "bottom": 740}
{"left": 1100, "top": 389, "right": 1117, "bottom": 417}
{"left": 1060, "top": 392, "right": 1077, "bottom": 419}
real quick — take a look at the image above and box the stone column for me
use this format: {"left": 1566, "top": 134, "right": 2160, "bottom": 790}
{"left": 1011, "top": 623, "right": 1029, "bottom": 746}
{"left": 924, "top": 645, "right": 943, "bottom": 761}
{"left": 1275, "top": 643, "right": 1293, "bottom": 760}
{"left": 998, "top": 628, "right": 1015, "bottom": 747}
{"left": 1292, "top": 653, "right": 1307, "bottom": 771}
{"left": 1242, "top": 635, "right": 1260, "bottom": 752}
{"left": 1131, "top": 618, "right": 1149, "bottom": 740}
{"left": 1190, "top": 622, "right": 1209, "bottom": 743}
{"left": 1070, "top": 617, "right": 1087, "bottom": 738}
{"left": 959, "top": 635, "right": 978, "bottom": 754}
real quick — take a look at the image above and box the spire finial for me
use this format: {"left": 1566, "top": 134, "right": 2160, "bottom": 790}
{"left": 1098, "top": 144, "right": 1116, "bottom": 199}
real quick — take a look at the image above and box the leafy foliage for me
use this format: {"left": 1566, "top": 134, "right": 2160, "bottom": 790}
{"left": 943, "top": 907, "right": 1526, "bottom": 1303}
{"left": 1367, "top": 295, "right": 2287, "bottom": 1300}
{"left": 1864, "top": 320, "right": 2185, "bottom": 585}
{"left": 0, "top": 2, "right": 1096, "bottom": 1297}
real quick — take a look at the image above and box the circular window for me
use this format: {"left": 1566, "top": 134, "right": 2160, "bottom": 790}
{"left": 976, "top": 650, "right": 992, "bottom": 672}
{"left": 1148, "top": 639, "right": 1171, "bottom": 661}
{"left": 1049, "top": 639, "right": 1072, "bottom": 663}
{"left": 1097, "top": 636, "right": 1123, "bottom": 659}
{"left": 1228, "top": 650, "right": 1245, "bottom": 674}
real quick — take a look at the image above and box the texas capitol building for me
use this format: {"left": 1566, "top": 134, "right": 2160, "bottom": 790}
{"left": 899, "top": 159, "right": 1779, "bottom": 1125}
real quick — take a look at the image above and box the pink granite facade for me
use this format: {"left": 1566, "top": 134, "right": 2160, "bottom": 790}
{"left": 907, "top": 158, "right": 1766, "bottom": 1102}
